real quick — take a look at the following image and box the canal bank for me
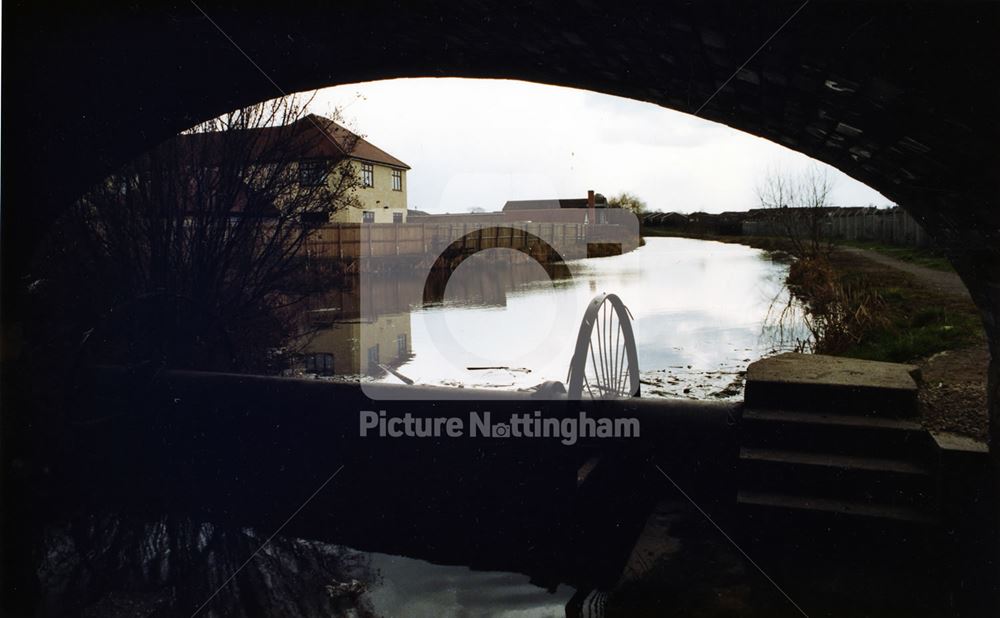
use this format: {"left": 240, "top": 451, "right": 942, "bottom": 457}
{"left": 643, "top": 228, "right": 988, "bottom": 441}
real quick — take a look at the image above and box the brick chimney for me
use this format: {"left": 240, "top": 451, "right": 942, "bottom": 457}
{"left": 587, "top": 189, "right": 595, "bottom": 224}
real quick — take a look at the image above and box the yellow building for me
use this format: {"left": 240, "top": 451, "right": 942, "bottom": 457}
{"left": 165, "top": 113, "right": 410, "bottom": 225}
{"left": 294, "top": 114, "right": 411, "bottom": 224}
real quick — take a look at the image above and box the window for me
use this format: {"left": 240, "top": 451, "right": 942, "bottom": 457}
{"left": 392, "top": 211, "right": 403, "bottom": 224}
{"left": 361, "top": 162, "right": 374, "bottom": 187}
{"left": 367, "top": 344, "right": 380, "bottom": 374}
{"left": 362, "top": 211, "right": 375, "bottom": 224}
{"left": 304, "top": 353, "right": 334, "bottom": 375}
{"left": 298, "top": 160, "right": 326, "bottom": 186}
{"left": 392, "top": 169, "right": 402, "bottom": 191}
{"left": 396, "top": 333, "right": 408, "bottom": 357}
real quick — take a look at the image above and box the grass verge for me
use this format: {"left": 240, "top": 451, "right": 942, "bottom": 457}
{"left": 834, "top": 239, "right": 954, "bottom": 272}
{"left": 829, "top": 255, "right": 982, "bottom": 362}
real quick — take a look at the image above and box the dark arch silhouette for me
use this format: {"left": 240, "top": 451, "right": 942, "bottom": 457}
{"left": 5, "top": 4, "right": 1000, "bottom": 589}
{"left": 7, "top": 3, "right": 998, "bottom": 331}
{"left": 421, "top": 227, "right": 572, "bottom": 306}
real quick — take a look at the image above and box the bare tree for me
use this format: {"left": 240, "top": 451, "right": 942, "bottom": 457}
{"left": 757, "top": 165, "right": 891, "bottom": 355}
{"left": 755, "top": 164, "right": 834, "bottom": 259}
{"left": 40, "top": 94, "right": 362, "bottom": 373}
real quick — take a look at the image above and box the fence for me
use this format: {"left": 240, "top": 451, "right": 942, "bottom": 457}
{"left": 742, "top": 207, "right": 931, "bottom": 248}
{"left": 828, "top": 208, "right": 931, "bottom": 248}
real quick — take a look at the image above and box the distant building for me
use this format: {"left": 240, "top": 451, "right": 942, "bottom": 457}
{"left": 715, "top": 211, "right": 747, "bottom": 235}
{"left": 643, "top": 211, "right": 689, "bottom": 227}
{"left": 502, "top": 190, "right": 610, "bottom": 223}
{"left": 678, "top": 210, "right": 749, "bottom": 235}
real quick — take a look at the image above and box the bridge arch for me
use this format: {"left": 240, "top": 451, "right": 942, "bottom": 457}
{"left": 420, "top": 227, "right": 572, "bottom": 306}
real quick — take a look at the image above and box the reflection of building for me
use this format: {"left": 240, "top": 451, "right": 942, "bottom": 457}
{"left": 301, "top": 310, "right": 412, "bottom": 376}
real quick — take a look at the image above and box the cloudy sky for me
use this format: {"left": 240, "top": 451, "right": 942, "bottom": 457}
{"left": 307, "top": 78, "right": 891, "bottom": 214}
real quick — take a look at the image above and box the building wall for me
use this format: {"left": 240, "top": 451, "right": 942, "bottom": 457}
{"left": 329, "top": 159, "right": 407, "bottom": 224}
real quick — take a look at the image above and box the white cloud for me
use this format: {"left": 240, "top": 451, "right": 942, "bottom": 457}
{"left": 308, "top": 78, "right": 892, "bottom": 214}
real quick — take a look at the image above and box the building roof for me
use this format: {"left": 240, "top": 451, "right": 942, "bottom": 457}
{"left": 502, "top": 195, "right": 609, "bottom": 211}
{"left": 743, "top": 206, "right": 852, "bottom": 220}
{"left": 172, "top": 114, "right": 410, "bottom": 170}
{"left": 311, "top": 116, "right": 411, "bottom": 169}
{"left": 643, "top": 211, "right": 688, "bottom": 223}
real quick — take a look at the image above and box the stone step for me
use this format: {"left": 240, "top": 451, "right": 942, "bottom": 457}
{"left": 738, "top": 447, "right": 936, "bottom": 507}
{"left": 744, "top": 353, "right": 919, "bottom": 417}
{"left": 737, "top": 490, "right": 938, "bottom": 525}
{"left": 741, "top": 408, "right": 932, "bottom": 459}
{"left": 744, "top": 408, "right": 924, "bottom": 432}
{"left": 740, "top": 446, "right": 929, "bottom": 475}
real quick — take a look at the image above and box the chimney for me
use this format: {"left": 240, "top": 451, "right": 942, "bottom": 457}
{"left": 587, "top": 189, "right": 595, "bottom": 223}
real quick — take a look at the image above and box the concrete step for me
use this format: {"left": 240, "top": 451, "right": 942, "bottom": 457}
{"left": 738, "top": 447, "right": 936, "bottom": 507}
{"left": 737, "top": 490, "right": 938, "bottom": 525}
{"left": 744, "top": 353, "right": 919, "bottom": 417}
{"left": 741, "top": 408, "right": 932, "bottom": 459}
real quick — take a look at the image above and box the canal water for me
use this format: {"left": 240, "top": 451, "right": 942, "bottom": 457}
{"left": 303, "top": 236, "right": 809, "bottom": 400}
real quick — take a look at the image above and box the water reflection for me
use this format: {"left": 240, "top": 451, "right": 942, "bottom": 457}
{"left": 295, "top": 237, "right": 808, "bottom": 399}
{"left": 38, "top": 515, "right": 574, "bottom": 617}
{"left": 39, "top": 514, "right": 381, "bottom": 617}
{"left": 299, "top": 311, "right": 413, "bottom": 376}
{"left": 369, "top": 553, "right": 573, "bottom": 617}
